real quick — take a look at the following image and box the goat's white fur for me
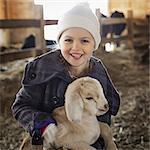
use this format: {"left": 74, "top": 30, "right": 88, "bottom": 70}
{"left": 64, "top": 77, "right": 108, "bottom": 124}
{"left": 20, "top": 77, "right": 117, "bottom": 150}
{"left": 52, "top": 77, "right": 110, "bottom": 149}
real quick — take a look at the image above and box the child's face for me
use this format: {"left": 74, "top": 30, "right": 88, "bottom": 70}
{"left": 59, "top": 27, "right": 95, "bottom": 68}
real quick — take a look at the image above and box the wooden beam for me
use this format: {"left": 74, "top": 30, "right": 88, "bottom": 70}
{"left": 0, "top": 10, "right": 148, "bottom": 64}
{"left": 44, "top": 20, "right": 58, "bottom": 25}
{"left": 133, "top": 36, "right": 149, "bottom": 43}
{"left": 101, "top": 35, "right": 129, "bottom": 43}
{"left": 133, "top": 19, "right": 149, "bottom": 25}
{"left": 127, "top": 10, "right": 134, "bottom": 49}
{"left": 0, "top": 49, "right": 43, "bottom": 63}
{"left": 0, "top": 19, "right": 41, "bottom": 28}
{"left": 101, "top": 18, "right": 127, "bottom": 25}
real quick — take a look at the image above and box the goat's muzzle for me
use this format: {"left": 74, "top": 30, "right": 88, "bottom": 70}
{"left": 97, "top": 103, "right": 109, "bottom": 115}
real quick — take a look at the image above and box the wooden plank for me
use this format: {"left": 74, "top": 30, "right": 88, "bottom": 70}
{"left": 134, "top": 33, "right": 149, "bottom": 37}
{"left": 1, "top": 18, "right": 147, "bottom": 28}
{"left": 0, "top": 19, "right": 41, "bottom": 28}
{"left": 0, "top": 12, "right": 148, "bottom": 63}
{"left": 44, "top": 19, "right": 127, "bottom": 26}
{"left": 133, "top": 19, "right": 149, "bottom": 25}
{"left": 0, "top": 49, "right": 43, "bottom": 63}
{"left": 133, "top": 36, "right": 149, "bottom": 43}
{"left": 127, "top": 11, "right": 134, "bottom": 49}
{"left": 101, "top": 18, "right": 127, "bottom": 25}
{"left": 36, "top": 6, "right": 46, "bottom": 54}
{"left": 101, "top": 35, "right": 129, "bottom": 43}
{"left": 0, "top": 18, "right": 128, "bottom": 28}
{"left": 44, "top": 20, "right": 58, "bottom": 25}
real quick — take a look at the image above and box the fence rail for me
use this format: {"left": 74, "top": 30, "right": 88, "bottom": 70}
{"left": 101, "top": 18, "right": 127, "bottom": 25}
{"left": 0, "top": 49, "right": 43, "bottom": 63}
{"left": 0, "top": 19, "right": 41, "bottom": 28}
{"left": 0, "top": 10, "right": 149, "bottom": 64}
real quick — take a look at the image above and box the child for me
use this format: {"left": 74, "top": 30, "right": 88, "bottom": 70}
{"left": 12, "top": 3, "right": 120, "bottom": 149}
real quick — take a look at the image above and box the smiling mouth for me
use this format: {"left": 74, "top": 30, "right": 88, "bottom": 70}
{"left": 70, "top": 53, "right": 83, "bottom": 59}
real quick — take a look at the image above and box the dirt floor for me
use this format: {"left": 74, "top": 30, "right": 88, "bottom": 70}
{"left": 0, "top": 48, "right": 149, "bottom": 150}
{"left": 95, "top": 49, "right": 149, "bottom": 150}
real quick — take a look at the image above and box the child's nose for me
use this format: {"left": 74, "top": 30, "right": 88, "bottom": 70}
{"left": 72, "top": 41, "right": 81, "bottom": 50}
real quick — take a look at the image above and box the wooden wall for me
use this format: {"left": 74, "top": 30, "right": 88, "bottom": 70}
{"left": 0, "top": 0, "right": 5, "bottom": 19}
{"left": 109, "top": 0, "right": 150, "bottom": 18}
{"left": 0, "top": 0, "right": 10, "bottom": 47}
{"left": 1, "top": 0, "right": 149, "bottom": 48}
{"left": 0, "top": 0, "right": 42, "bottom": 47}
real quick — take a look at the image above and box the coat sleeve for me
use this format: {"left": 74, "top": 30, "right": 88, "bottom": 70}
{"left": 99, "top": 60, "right": 121, "bottom": 116}
{"left": 105, "top": 71, "right": 120, "bottom": 116}
{"left": 95, "top": 59, "right": 120, "bottom": 126}
{"left": 11, "top": 61, "right": 56, "bottom": 135}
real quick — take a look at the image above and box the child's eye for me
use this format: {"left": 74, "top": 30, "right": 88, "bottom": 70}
{"left": 81, "top": 39, "right": 90, "bottom": 43}
{"left": 64, "top": 39, "right": 72, "bottom": 43}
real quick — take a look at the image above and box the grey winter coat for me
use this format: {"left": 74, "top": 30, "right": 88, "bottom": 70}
{"left": 11, "top": 49, "right": 120, "bottom": 148}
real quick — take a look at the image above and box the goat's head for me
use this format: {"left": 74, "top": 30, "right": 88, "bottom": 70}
{"left": 65, "top": 77, "right": 109, "bottom": 123}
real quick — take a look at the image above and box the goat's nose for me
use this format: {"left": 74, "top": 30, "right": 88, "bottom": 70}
{"left": 104, "top": 104, "right": 109, "bottom": 110}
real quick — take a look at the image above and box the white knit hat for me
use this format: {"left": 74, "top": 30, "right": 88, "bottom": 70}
{"left": 57, "top": 3, "right": 101, "bottom": 50}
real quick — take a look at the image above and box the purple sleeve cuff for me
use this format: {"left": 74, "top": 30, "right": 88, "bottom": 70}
{"left": 34, "top": 119, "right": 56, "bottom": 130}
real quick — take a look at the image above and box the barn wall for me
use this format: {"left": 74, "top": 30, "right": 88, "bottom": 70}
{"left": 7, "top": 0, "right": 42, "bottom": 45}
{"left": 0, "top": 0, "right": 10, "bottom": 47}
{"left": 109, "top": 0, "right": 150, "bottom": 18}
{"left": 0, "top": 0, "right": 5, "bottom": 18}
{"left": 0, "top": 0, "right": 42, "bottom": 48}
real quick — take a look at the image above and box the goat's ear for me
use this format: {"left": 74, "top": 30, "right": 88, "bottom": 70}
{"left": 65, "top": 92, "right": 83, "bottom": 123}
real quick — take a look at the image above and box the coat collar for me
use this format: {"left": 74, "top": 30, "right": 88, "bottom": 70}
{"left": 22, "top": 49, "right": 106, "bottom": 86}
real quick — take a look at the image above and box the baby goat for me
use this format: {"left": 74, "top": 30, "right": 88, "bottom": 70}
{"left": 20, "top": 77, "right": 117, "bottom": 150}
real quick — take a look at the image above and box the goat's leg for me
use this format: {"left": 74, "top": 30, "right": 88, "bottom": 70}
{"left": 19, "top": 135, "right": 43, "bottom": 150}
{"left": 99, "top": 122, "right": 118, "bottom": 150}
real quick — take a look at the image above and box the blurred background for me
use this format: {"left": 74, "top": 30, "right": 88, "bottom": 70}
{"left": 0, "top": 0, "right": 149, "bottom": 150}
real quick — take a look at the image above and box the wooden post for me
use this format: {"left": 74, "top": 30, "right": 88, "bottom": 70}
{"left": 95, "top": 8, "right": 102, "bottom": 51}
{"left": 34, "top": 5, "right": 46, "bottom": 57}
{"left": 39, "top": 5, "right": 46, "bottom": 53}
{"left": 127, "top": 10, "right": 134, "bottom": 49}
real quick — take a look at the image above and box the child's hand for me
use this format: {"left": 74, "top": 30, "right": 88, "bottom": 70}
{"left": 42, "top": 123, "right": 58, "bottom": 148}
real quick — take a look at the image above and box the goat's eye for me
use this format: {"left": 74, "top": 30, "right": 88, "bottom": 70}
{"left": 86, "top": 97, "right": 93, "bottom": 100}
